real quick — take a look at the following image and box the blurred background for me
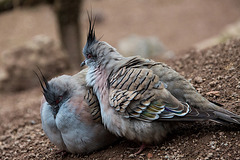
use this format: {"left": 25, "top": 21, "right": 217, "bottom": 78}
{"left": 1, "top": 1, "right": 240, "bottom": 159}
{"left": 0, "top": 0, "right": 240, "bottom": 92}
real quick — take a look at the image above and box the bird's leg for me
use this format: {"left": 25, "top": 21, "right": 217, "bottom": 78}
{"left": 134, "top": 144, "right": 146, "bottom": 155}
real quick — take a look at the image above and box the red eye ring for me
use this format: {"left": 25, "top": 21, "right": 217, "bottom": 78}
{"left": 55, "top": 96, "right": 63, "bottom": 105}
{"left": 87, "top": 54, "right": 92, "bottom": 59}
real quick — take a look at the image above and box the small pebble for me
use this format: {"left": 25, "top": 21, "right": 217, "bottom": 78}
{"left": 194, "top": 76, "right": 203, "bottom": 84}
{"left": 209, "top": 81, "right": 217, "bottom": 87}
{"left": 30, "top": 120, "right": 36, "bottom": 125}
{"left": 128, "top": 154, "right": 135, "bottom": 158}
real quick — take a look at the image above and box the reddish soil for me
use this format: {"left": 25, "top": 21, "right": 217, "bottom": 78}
{"left": 1, "top": 1, "right": 240, "bottom": 160}
{"left": 1, "top": 39, "right": 240, "bottom": 160}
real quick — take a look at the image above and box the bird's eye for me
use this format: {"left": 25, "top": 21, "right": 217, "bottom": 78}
{"left": 87, "top": 53, "right": 92, "bottom": 59}
{"left": 55, "top": 96, "right": 63, "bottom": 105}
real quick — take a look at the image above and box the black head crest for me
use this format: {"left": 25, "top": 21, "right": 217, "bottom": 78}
{"left": 87, "top": 11, "right": 97, "bottom": 46}
{"left": 34, "top": 68, "right": 54, "bottom": 104}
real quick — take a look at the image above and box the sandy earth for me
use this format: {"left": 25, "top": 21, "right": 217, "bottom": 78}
{"left": 1, "top": 38, "right": 240, "bottom": 160}
{"left": 0, "top": 0, "right": 240, "bottom": 160}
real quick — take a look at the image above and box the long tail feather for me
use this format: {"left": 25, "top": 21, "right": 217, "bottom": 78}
{"left": 213, "top": 110, "right": 240, "bottom": 124}
{"left": 158, "top": 103, "right": 240, "bottom": 125}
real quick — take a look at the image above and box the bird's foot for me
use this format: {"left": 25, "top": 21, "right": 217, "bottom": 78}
{"left": 134, "top": 144, "right": 146, "bottom": 155}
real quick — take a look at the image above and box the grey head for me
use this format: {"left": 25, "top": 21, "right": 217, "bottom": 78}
{"left": 35, "top": 71, "right": 71, "bottom": 118}
{"left": 81, "top": 13, "right": 123, "bottom": 70}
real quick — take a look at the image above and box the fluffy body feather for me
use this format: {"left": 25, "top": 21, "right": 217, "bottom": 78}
{"left": 39, "top": 69, "right": 117, "bottom": 153}
{"left": 82, "top": 17, "right": 240, "bottom": 145}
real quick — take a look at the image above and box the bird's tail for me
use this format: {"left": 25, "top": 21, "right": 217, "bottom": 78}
{"left": 159, "top": 103, "right": 240, "bottom": 125}
{"left": 210, "top": 108, "right": 240, "bottom": 125}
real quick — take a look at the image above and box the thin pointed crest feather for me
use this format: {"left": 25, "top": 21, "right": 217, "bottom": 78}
{"left": 87, "top": 11, "right": 97, "bottom": 46}
{"left": 33, "top": 67, "right": 49, "bottom": 93}
{"left": 37, "top": 66, "right": 49, "bottom": 90}
{"left": 98, "top": 34, "right": 104, "bottom": 41}
{"left": 34, "top": 67, "right": 56, "bottom": 104}
{"left": 33, "top": 70, "right": 46, "bottom": 93}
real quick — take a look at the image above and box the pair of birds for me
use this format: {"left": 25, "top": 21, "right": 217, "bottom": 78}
{"left": 39, "top": 16, "right": 240, "bottom": 155}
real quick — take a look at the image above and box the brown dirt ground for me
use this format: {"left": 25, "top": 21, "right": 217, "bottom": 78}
{"left": 1, "top": 39, "right": 240, "bottom": 160}
{"left": 1, "top": 1, "right": 240, "bottom": 160}
{"left": 1, "top": 0, "right": 240, "bottom": 53}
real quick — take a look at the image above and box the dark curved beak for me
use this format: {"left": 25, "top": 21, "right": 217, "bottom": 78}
{"left": 80, "top": 60, "right": 86, "bottom": 67}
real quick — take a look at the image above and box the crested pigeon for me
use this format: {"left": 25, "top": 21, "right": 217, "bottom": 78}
{"left": 81, "top": 15, "right": 240, "bottom": 154}
{"left": 37, "top": 69, "right": 118, "bottom": 154}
